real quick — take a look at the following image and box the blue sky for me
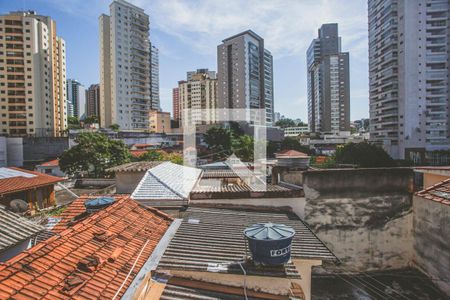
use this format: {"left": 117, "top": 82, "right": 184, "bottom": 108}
{"left": 1, "top": 0, "right": 369, "bottom": 121}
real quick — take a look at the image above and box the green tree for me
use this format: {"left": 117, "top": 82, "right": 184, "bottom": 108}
{"left": 232, "top": 135, "right": 254, "bottom": 161}
{"left": 280, "top": 137, "right": 312, "bottom": 155}
{"left": 204, "top": 126, "right": 233, "bottom": 160}
{"left": 165, "top": 152, "right": 183, "bottom": 165}
{"left": 84, "top": 115, "right": 99, "bottom": 124}
{"left": 109, "top": 124, "right": 120, "bottom": 131}
{"left": 275, "top": 118, "right": 296, "bottom": 128}
{"left": 267, "top": 141, "right": 280, "bottom": 158}
{"left": 335, "top": 142, "right": 395, "bottom": 167}
{"left": 59, "top": 132, "right": 130, "bottom": 177}
{"left": 137, "top": 150, "right": 164, "bottom": 162}
{"left": 68, "top": 116, "right": 79, "bottom": 125}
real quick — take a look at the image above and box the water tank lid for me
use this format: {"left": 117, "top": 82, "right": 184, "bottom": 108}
{"left": 84, "top": 197, "right": 115, "bottom": 209}
{"left": 244, "top": 223, "right": 295, "bottom": 240}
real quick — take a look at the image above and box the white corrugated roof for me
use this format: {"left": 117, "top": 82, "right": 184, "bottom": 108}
{"left": 0, "top": 167, "right": 36, "bottom": 180}
{"left": 131, "top": 162, "right": 202, "bottom": 202}
{"left": 0, "top": 205, "right": 44, "bottom": 253}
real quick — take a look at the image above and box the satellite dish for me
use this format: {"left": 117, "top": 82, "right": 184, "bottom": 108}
{"left": 9, "top": 199, "right": 29, "bottom": 213}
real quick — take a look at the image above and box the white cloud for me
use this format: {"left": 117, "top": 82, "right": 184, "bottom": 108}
{"left": 134, "top": 0, "right": 368, "bottom": 59}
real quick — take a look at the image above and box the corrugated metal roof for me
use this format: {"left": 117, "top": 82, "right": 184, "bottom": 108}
{"left": 192, "top": 180, "right": 294, "bottom": 193}
{"left": 157, "top": 207, "right": 337, "bottom": 278}
{"left": 0, "top": 205, "right": 44, "bottom": 253}
{"left": 131, "top": 162, "right": 202, "bottom": 205}
{"left": 201, "top": 169, "right": 239, "bottom": 178}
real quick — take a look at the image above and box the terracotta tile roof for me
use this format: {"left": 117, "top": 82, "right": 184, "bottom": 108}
{"left": 0, "top": 197, "right": 172, "bottom": 299}
{"left": 130, "top": 150, "right": 147, "bottom": 157}
{"left": 39, "top": 159, "right": 59, "bottom": 167}
{"left": 0, "top": 205, "right": 44, "bottom": 254}
{"left": 106, "top": 161, "right": 162, "bottom": 173}
{"left": 275, "top": 150, "right": 309, "bottom": 158}
{"left": 416, "top": 178, "right": 450, "bottom": 205}
{"left": 0, "top": 167, "right": 63, "bottom": 196}
{"left": 51, "top": 195, "right": 116, "bottom": 234}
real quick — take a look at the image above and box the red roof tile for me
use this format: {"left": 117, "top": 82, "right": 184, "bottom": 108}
{"left": 0, "top": 196, "right": 172, "bottom": 299}
{"left": 416, "top": 178, "right": 450, "bottom": 205}
{"left": 39, "top": 159, "right": 59, "bottom": 167}
{"left": 0, "top": 167, "right": 63, "bottom": 196}
{"left": 275, "top": 150, "right": 309, "bottom": 157}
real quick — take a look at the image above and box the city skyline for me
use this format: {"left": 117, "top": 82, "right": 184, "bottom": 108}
{"left": 1, "top": 0, "right": 369, "bottom": 121}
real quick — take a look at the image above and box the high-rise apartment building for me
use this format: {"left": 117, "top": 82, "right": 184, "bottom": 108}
{"left": 368, "top": 0, "right": 450, "bottom": 160}
{"left": 217, "top": 30, "right": 274, "bottom": 124}
{"left": 0, "top": 11, "right": 67, "bottom": 137}
{"left": 172, "top": 87, "right": 180, "bottom": 123}
{"left": 86, "top": 84, "right": 100, "bottom": 119}
{"left": 99, "top": 0, "right": 158, "bottom": 131}
{"left": 307, "top": 23, "right": 350, "bottom": 134}
{"left": 150, "top": 44, "right": 160, "bottom": 111}
{"left": 67, "top": 79, "right": 85, "bottom": 119}
{"left": 178, "top": 69, "right": 218, "bottom": 125}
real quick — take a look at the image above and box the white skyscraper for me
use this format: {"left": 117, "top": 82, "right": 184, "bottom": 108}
{"left": 100, "top": 0, "right": 158, "bottom": 130}
{"left": 368, "top": 0, "right": 450, "bottom": 161}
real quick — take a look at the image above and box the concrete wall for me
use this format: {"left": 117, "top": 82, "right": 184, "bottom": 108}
{"left": 413, "top": 195, "right": 450, "bottom": 295}
{"left": 303, "top": 168, "right": 414, "bottom": 272}
{"left": 6, "top": 137, "right": 23, "bottom": 167}
{"left": 190, "top": 197, "right": 305, "bottom": 219}
{"left": 423, "top": 173, "right": 450, "bottom": 189}
{"left": 0, "top": 137, "right": 6, "bottom": 167}
{"left": 23, "top": 137, "right": 68, "bottom": 165}
{"left": 116, "top": 171, "right": 146, "bottom": 194}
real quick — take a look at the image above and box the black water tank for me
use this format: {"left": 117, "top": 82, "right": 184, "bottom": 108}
{"left": 244, "top": 222, "right": 295, "bottom": 266}
{"left": 84, "top": 197, "right": 115, "bottom": 213}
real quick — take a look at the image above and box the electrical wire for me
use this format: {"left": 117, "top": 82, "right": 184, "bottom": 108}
{"left": 238, "top": 262, "right": 248, "bottom": 300}
{"left": 112, "top": 239, "right": 150, "bottom": 300}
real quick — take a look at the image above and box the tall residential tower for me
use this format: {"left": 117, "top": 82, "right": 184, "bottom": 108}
{"left": 217, "top": 30, "right": 274, "bottom": 124}
{"left": 99, "top": 0, "right": 158, "bottom": 131}
{"left": 307, "top": 23, "right": 350, "bottom": 134}
{"left": 368, "top": 0, "right": 450, "bottom": 160}
{"left": 178, "top": 69, "right": 218, "bottom": 126}
{"left": 0, "top": 11, "right": 67, "bottom": 137}
{"left": 66, "top": 79, "right": 85, "bottom": 119}
{"left": 86, "top": 84, "right": 100, "bottom": 119}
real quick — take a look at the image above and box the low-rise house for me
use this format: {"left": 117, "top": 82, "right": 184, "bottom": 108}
{"left": 0, "top": 205, "right": 44, "bottom": 262}
{"left": 414, "top": 179, "right": 450, "bottom": 295}
{"left": 0, "top": 167, "right": 63, "bottom": 210}
{"left": 132, "top": 206, "right": 337, "bottom": 300}
{"left": 0, "top": 195, "right": 172, "bottom": 299}
{"left": 131, "top": 161, "right": 202, "bottom": 207}
{"left": 107, "top": 161, "right": 162, "bottom": 193}
{"left": 35, "top": 159, "right": 66, "bottom": 177}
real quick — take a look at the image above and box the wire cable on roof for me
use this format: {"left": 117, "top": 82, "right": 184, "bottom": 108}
{"left": 238, "top": 262, "right": 248, "bottom": 300}
{"left": 112, "top": 239, "right": 150, "bottom": 300}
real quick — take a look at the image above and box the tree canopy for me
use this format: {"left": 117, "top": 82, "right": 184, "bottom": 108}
{"left": 280, "top": 137, "right": 312, "bottom": 155}
{"left": 136, "top": 149, "right": 183, "bottom": 165}
{"left": 84, "top": 115, "right": 99, "bottom": 124}
{"left": 275, "top": 118, "right": 296, "bottom": 128}
{"left": 59, "top": 132, "right": 130, "bottom": 177}
{"left": 335, "top": 142, "right": 395, "bottom": 167}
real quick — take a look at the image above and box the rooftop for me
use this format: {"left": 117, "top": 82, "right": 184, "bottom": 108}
{"left": 157, "top": 207, "right": 337, "bottom": 278}
{"left": 106, "top": 161, "right": 162, "bottom": 173}
{"left": 416, "top": 178, "right": 450, "bottom": 205}
{"left": 0, "top": 197, "right": 172, "bottom": 299}
{"left": 0, "top": 205, "right": 44, "bottom": 255}
{"left": 37, "top": 159, "right": 59, "bottom": 167}
{"left": 275, "top": 150, "right": 310, "bottom": 158}
{"left": 0, "top": 167, "right": 63, "bottom": 196}
{"left": 51, "top": 195, "right": 128, "bottom": 234}
{"left": 131, "top": 162, "right": 202, "bottom": 207}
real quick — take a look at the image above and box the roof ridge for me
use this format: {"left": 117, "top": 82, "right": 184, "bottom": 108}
{"left": 148, "top": 162, "right": 187, "bottom": 200}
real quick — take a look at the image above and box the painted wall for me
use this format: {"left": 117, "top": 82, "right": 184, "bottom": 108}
{"left": 423, "top": 173, "right": 450, "bottom": 189}
{"left": 413, "top": 195, "right": 450, "bottom": 295}
{"left": 116, "top": 172, "right": 146, "bottom": 194}
{"left": 303, "top": 168, "right": 414, "bottom": 272}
